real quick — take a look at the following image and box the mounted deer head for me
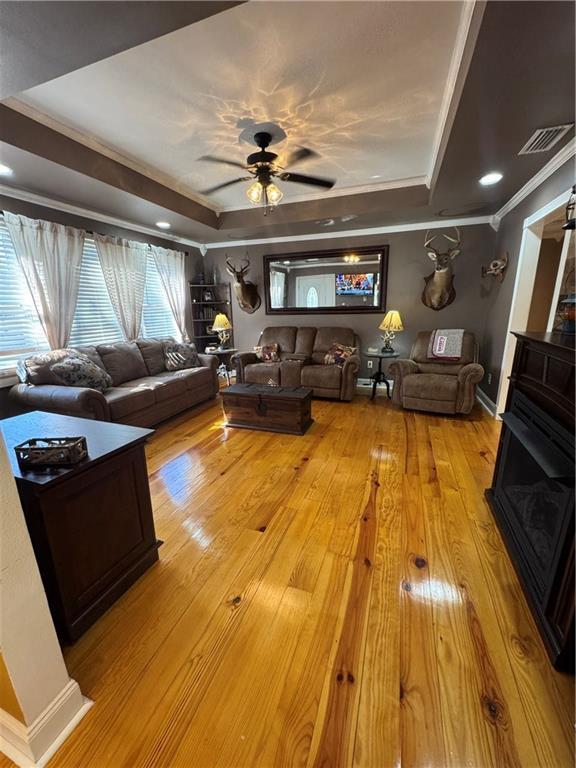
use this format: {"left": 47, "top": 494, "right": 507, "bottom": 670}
{"left": 421, "top": 227, "right": 461, "bottom": 311}
{"left": 482, "top": 251, "right": 508, "bottom": 282}
{"left": 225, "top": 257, "right": 262, "bottom": 314}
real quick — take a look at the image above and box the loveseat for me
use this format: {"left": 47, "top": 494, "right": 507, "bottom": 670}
{"left": 389, "top": 330, "right": 484, "bottom": 415}
{"left": 9, "top": 338, "right": 219, "bottom": 427}
{"left": 231, "top": 326, "right": 360, "bottom": 401}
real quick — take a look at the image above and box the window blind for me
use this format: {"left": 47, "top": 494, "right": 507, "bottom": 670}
{"left": 0, "top": 219, "right": 48, "bottom": 372}
{"left": 141, "top": 253, "right": 180, "bottom": 339}
{"left": 68, "top": 238, "right": 124, "bottom": 347}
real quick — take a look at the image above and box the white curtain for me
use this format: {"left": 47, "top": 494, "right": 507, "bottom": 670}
{"left": 5, "top": 212, "right": 84, "bottom": 350}
{"left": 151, "top": 245, "right": 188, "bottom": 341}
{"left": 270, "top": 270, "right": 286, "bottom": 309}
{"left": 94, "top": 234, "right": 148, "bottom": 340}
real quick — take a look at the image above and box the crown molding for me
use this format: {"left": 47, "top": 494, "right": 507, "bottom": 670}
{"left": 4, "top": 98, "right": 219, "bottom": 213}
{"left": 5, "top": 99, "right": 429, "bottom": 215}
{"left": 491, "top": 137, "right": 576, "bottom": 230}
{"left": 217, "top": 176, "right": 429, "bottom": 212}
{"left": 204, "top": 215, "right": 493, "bottom": 250}
{"left": 0, "top": 184, "right": 204, "bottom": 251}
{"left": 427, "top": 1, "right": 486, "bottom": 190}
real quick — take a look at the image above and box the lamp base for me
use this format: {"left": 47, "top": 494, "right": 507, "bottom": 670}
{"left": 381, "top": 344, "right": 395, "bottom": 354}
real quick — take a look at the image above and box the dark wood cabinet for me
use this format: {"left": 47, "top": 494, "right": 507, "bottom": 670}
{"left": 1, "top": 411, "right": 161, "bottom": 643}
{"left": 486, "top": 333, "right": 575, "bottom": 670}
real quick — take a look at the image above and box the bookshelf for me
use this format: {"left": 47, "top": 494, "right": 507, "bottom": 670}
{"left": 189, "top": 283, "right": 234, "bottom": 351}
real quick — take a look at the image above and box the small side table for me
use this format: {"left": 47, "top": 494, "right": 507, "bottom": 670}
{"left": 205, "top": 347, "right": 238, "bottom": 384}
{"left": 362, "top": 350, "right": 399, "bottom": 399}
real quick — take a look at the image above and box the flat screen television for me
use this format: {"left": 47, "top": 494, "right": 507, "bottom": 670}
{"left": 335, "top": 273, "right": 375, "bottom": 296}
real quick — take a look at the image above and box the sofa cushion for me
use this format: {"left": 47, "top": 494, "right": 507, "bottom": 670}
{"left": 136, "top": 337, "right": 174, "bottom": 375}
{"left": 402, "top": 373, "right": 458, "bottom": 401}
{"left": 154, "top": 367, "right": 214, "bottom": 392}
{"left": 103, "top": 386, "right": 155, "bottom": 420}
{"left": 294, "top": 327, "right": 317, "bottom": 356}
{"left": 163, "top": 341, "right": 200, "bottom": 371}
{"left": 244, "top": 362, "right": 281, "bottom": 385}
{"left": 73, "top": 345, "right": 106, "bottom": 370}
{"left": 255, "top": 343, "right": 280, "bottom": 362}
{"left": 301, "top": 364, "right": 342, "bottom": 390}
{"left": 259, "top": 327, "right": 296, "bottom": 354}
{"left": 96, "top": 342, "right": 148, "bottom": 385}
{"left": 324, "top": 343, "right": 357, "bottom": 366}
{"left": 312, "top": 327, "right": 356, "bottom": 363}
{"left": 118, "top": 375, "right": 187, "bottom": 403}
{"left": 18, "top": 349, "right": 79, "bottom": 385}
{"left": 50, "top": 354, "right": 113, "bottom": 393}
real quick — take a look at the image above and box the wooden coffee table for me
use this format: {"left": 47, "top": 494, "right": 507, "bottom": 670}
{"left": 221, "top": 383, "right": 313, "bottom": 435}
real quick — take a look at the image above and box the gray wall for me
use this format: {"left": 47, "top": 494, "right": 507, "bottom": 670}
{"left": 204, "top": 225, "right": 497, "bottom": 379}
{"left": 479, "top": 160, "right": 574, "bottom": 402}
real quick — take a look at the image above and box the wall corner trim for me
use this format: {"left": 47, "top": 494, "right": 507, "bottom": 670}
{"left": 492, "top": 137, "right": 576, "bottom": 228}
{"left": 476, "top": 388, "right": 497, "bottom": 417}
{"left": 0, "top": 680, "right": 92, "bottom": 768}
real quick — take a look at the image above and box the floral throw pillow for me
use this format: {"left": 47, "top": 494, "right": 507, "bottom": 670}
{"left": 164, "top": 341, "right": 200, "bottom": 371}
{"left": 324, "top": 343, "right": 357, "bottom": 366}
{"left": 254, "top": 343, "right": 280, "bottom": 362}
{"left": 50, "top": 354, "right": 113, "bottom": 393}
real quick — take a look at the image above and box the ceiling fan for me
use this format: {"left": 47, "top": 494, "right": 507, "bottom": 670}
{"left": 198, "top": 131, "right": 336, "bottom": 209}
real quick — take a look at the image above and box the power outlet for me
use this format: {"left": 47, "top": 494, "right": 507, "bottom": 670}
{"left": 367, "top": 360, "right": 373, "bottom": 369}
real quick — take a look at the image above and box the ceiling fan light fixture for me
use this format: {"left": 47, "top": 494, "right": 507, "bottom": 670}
{"left": 266, "top": 182, "right": 284, "bottom": 206}
{"left": 246, "top": 180, "right": 264, "bottom": 205}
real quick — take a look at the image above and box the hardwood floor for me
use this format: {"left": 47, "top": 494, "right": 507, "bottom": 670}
{"left": 6, "top": 395, "right": 575, "bottom": 767}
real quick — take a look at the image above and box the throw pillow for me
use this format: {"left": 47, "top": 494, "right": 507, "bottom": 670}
{"left": 50, "top": 354, "right": 113, "bottom": 393}
{"left": 164, "top": 341, "right": 200, "bottom": 371}
{"left": 18, "top": 348, "right": 78, "bottom": 385}
{"left": 254, "top": 343, "right": 280, "bottom": 362}
{"left": 324, "top": 343, "right": 357, "bottom": 366}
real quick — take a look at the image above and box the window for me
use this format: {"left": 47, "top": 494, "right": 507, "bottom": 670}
{"left": 0, "top": 220, "right": 183, "bottom": 372}
{"left": 68, "top": 238, "right": 124, "bottom": 347}
{"left": 141, "top": 253, "right": 180, "bottom": 339}
{"left": 0, "top": 219, "right": 48, "bottom": 372}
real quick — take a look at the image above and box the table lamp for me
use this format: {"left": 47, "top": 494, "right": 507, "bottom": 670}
{"left": 212, "top": 313, "right": 232, "bottom": 348}
{"left": 379, "top": 310, "right": 403, "bottom": 353}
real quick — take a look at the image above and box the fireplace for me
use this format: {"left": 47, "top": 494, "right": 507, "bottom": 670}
{"left": 486, "top": 332, "right": 574, "bottom": 670}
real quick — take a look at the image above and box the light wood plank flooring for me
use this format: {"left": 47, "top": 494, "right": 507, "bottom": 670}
{"left": 8, "top": 395, "right": 576, "bottom": 767}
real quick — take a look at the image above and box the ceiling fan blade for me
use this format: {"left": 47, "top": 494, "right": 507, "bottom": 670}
{"left": 283, "top": 147, "right": 318, "bottom": 168}
{"left": 198, "top": 155, "right": 247, "bottom": 170}
{"left": 278, "top": 171, "right": 335, "bottom": 189}
{"left": 200, "top": 177, "right": 250, "bottom": 194}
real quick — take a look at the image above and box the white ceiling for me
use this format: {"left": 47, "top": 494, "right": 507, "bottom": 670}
{"left": 13, "top": 1, "right": 463, "bottom": 211}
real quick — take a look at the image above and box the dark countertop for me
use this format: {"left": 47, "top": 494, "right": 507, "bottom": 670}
{"left": 1, "top": 410, "right": 153, "bottom": 486}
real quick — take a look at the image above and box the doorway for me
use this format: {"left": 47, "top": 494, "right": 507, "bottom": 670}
{"left": 496, "top": 188, "right": 574, "bottom": 415}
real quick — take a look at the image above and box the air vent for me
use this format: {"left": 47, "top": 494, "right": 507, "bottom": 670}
{"left": 518, "top": 124, "right": 574, "bottom": 155}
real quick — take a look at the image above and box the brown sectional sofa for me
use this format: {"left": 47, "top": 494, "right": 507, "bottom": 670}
{"left": 9, "top": 338, "right": 219, "bottom": 427}
{"left": 232, "top": 326, "right": 360, "bottom": 401}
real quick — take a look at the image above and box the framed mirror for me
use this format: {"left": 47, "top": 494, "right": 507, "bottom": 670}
{"left": 264, "top": 245, "right": 388, "bottom": 314}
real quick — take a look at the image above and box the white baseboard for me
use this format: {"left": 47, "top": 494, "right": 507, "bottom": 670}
{"left": 356, "top": 377, "right": 393, "bottom": 397}
{"left": 476, "top": 388, "right": 497, "bottom": 417}
{"left": 0, "top": 680, "right": 93, "bottom": 768}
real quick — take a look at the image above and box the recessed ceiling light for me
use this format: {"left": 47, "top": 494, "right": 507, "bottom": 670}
{"left": 283, "top": 260, "right": 290, "bottom": 265}
{"left": 479, "top": 171, "right": 503, "bottom": 186}
{"left": 370, "top": 174, "right": 381, "bottom": 179}
{"left": 156, "top": 221, "right": 171, "bottom": 229}
{"left": 0, "top": 163, "right": 13, "bottom": 176}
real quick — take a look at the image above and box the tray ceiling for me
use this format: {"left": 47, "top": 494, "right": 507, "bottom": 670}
{"left": 13, "top": 1, "right": 464, "bottom": 210}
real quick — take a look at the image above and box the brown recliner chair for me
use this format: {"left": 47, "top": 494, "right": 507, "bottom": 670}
{"left": 389, "top": 331, "right": 484, "bottom": 415}
{"left": 231, "top": 326, "right": 360, "bottom": 401}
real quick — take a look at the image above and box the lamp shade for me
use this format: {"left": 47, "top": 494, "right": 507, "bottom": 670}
{"left": 379, "top": 310, "right": 403, "bottom": 332}
{"left": 212, "top": 313, "right": 232, "bottom": 331}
